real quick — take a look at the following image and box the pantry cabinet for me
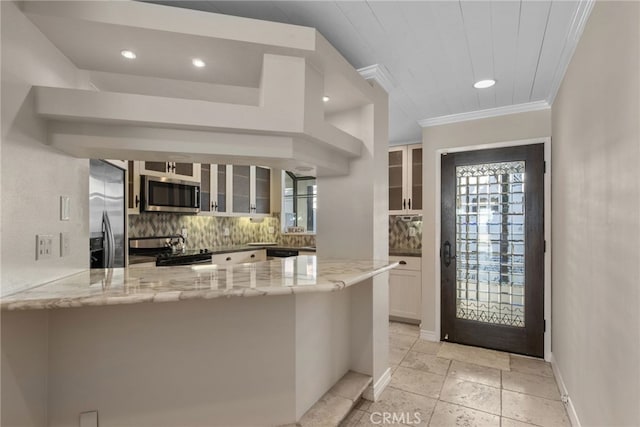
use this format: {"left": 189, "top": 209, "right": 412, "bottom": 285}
{"left": 389, "top": 144, "right": 422, "bottom": 214}
{"left": 139, "top": 161, "right": 201, "bottom": 182}
{"left": 389, "top": 255, "right": 422, "bottom": 321}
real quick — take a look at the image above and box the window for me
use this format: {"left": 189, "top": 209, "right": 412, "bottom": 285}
{"left": 282, "top": 171, "right": 316, "bottom": 234}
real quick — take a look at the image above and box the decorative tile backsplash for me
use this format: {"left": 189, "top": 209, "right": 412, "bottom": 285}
{"left": 389, "top": 215, "right": 422, "bottom": 250}
{"left": 128, "top": 213, "right": 315, "bottom": 249}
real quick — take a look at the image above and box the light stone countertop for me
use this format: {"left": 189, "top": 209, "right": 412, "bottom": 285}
{"left": 1, "top": 256, "right": 398, "bottom": 311}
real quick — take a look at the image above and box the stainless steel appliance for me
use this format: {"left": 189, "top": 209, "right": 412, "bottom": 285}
{"left": 266, "top": 248, "right": 299, "bottom": 260}
{"left": 90, "top": 159, "right": 126, "bottom": 268}
{"left": 129, "top": 236, "right": 212, "bottom": 266}
{"left": 142, "top": 175, "right": 200, "bottom": 213}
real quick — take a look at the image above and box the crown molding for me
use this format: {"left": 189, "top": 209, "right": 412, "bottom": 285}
{"left": 357, "top": 64, "right": 394, "bottom": 94}
{"left": 547, "top": 0, "right": 595, "bottom": 105}
{"left": 418, "top": 101, "right": 550, "bottom": 128}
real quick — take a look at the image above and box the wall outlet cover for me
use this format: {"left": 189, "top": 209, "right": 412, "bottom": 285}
{"left": 79, "top": 411, "right": 98, "bottom": 427}
{"left": 181, "top": 227, "right": 188, "bottom": 238}
{"left": 36, "top": 234, "right": 54, "bottom": 260}
{"left": 224, "top": 227, "right": 230, "bottom": 236}
{"left": 409, "top": 227, "right": 417, "bottom": 237}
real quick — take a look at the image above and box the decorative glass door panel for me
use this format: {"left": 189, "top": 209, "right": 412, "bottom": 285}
{"left": 455, "top": 161, "right": 525, "bottom": 327}
{"left": 441, "top": 144, "right": 544, "bottom": 357}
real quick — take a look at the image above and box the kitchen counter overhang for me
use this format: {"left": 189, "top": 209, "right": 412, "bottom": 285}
{"left": 1, "top": 256, "right": 398, "bottom": 311}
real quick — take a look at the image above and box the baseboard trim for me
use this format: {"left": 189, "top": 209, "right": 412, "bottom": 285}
{"left": 550, "top": 353, "right": 581, "bottom": 427}
{"left": 363, "top": 367, "right": 392, "bottom": 401}
{"left": 419, "top": 329, "right": 438, "bottom": 342}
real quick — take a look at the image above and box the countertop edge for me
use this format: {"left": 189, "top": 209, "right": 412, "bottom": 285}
{"left": 1, "top": 259, "right": 398, "bottom": 311}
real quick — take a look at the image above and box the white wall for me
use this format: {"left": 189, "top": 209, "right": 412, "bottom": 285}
{"left": 318, "top": 81, "right": 390, "bottom": 393}
{"left": 421, "top": 109, "right": 552, "bottom": 334}
{"left": 1, "top": 310, "right": 49, "bottom": 427}
{"left": 1, "top": 1, "right": 89, "bottom": 296}
{"left": 551, "top": 2, "right": 640, "bottom": 425}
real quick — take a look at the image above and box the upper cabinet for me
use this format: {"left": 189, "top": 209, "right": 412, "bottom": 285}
{"left": 200, "top": 164, "right": 271, "bottom": 217}
{"left": 139, "top": 161, "right": 201, "bottom": 182}
{"left": 389, "top": 144, "right": 422, "bottom": 214}
{"left": 127, "top": 160, "right": 141, "bottom": 215}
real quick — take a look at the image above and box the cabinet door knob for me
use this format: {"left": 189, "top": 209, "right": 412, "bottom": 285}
{"left": 226, "top": 256, "right": 232, "bottom": 261}
{"left": 399, "top": 260, "right": 407, "bottom": 265}
{"left": 403, "top": 199, "right": 406, "bottom": 210}
{"left": 250, "top": 254, "right": 256, "bottom": 258}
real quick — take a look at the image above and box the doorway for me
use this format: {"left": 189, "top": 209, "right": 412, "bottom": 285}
{"left": 440, "top": 144, "right": 544, "bottom": 357}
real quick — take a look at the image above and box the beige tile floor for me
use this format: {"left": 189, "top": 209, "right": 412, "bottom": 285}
{"left": 342, "top": 322, "right": 570, "bottom": 427}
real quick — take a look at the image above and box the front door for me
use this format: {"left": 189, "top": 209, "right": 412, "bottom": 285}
{"left": 441, "top": 144, "right": 544, "bottom": 357}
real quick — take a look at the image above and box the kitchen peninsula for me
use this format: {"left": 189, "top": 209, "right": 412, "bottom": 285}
{"left": 3, "top": 257, "right": 396, "bottom": 425}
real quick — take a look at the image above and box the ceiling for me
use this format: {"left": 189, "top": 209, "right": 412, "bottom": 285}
{"left": 147, "top": 0, "right": 592, "bottom": 144}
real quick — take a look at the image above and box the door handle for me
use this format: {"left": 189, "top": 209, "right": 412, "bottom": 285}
{"left": 403, "top": 199, "right": 406, "bottom": 210}
{"left": 135, "top": 195, "right": 140, "bottom": 208}
{"left": 442, "top": 241, "right": 456, "bottom": 267}
{"left": 408, "top": 198, "right": 411, "bottom": 210}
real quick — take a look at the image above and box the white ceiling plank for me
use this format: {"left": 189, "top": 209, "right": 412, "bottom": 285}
{"left": 492, "top": 0, "right": 522, "bottom": 107}
{"left": 459, "top": 1, "right": 495, "bottom": 110}
{"left": 530, "top": 1, "right": 580, "bottom": 101}
{"left": 512, "top": 0, "right": 553, "bottom": 104}
{"left": 422, "top": 1, "right": 479, "bottom": 113}
{"left": 201, "top": 1, "right": 291, "bottom": 25}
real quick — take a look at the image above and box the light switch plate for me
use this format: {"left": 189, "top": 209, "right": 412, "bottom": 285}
{"left": 36, "top": 234, "right": 54, "bottom": 260}
{"left": 60, "top": 196, "right": 70, "bottom": 221}
{"left": 223, "top": 227, "right": 230, "bottom": 236}
{"left": 60, "top": 232, "right": 71, "bottom": 257}
{"left": 181, "top": 228, "right": 188, "bottom": 239}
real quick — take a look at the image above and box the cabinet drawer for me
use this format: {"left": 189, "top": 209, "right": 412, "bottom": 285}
{"left": 389, "top": 256, "right": 421, "bottom": 271}
{"left": 211, "top": 250, "right": 266, "bottom": 266}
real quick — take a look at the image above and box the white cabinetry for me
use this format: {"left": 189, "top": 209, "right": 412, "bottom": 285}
{"left": 211, "top": 249, "right": 266, "bottom": 266}
{"left": 127, "top": 160, "right": 141, "bottom": 215}
{"left": 389, "top": 144, "right": 422, "bottom": 214}
{"left": 139, "top": 161, "right": 201, "bottom": 182}
{"left": 389, "top": 255, "right": 422, "bottom": 322}
{"left": 200, "top": 165, "right": 271, "bottom": 217}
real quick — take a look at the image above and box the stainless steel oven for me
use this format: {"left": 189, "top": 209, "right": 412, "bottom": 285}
{"left": 142, "top": 175, "right": 200, "bottom": 213}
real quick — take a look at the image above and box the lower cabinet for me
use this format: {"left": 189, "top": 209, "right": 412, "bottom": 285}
{"left": 389, "top": 255, "right": 422, "bottom": 322}
{"left": 211, "top": 249, "right": 266, "bottom": 266}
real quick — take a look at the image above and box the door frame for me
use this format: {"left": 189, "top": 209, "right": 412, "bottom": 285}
{"left": 433, "top": 137, "right": 552, "bottom": 361}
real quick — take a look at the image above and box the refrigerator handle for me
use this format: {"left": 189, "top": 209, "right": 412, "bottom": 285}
{"left": 103, "top": 211, "right": 115, "bottom": 268}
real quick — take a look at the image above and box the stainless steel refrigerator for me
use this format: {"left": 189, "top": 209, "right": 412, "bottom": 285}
{"left": 89, "top": 159, "right": 125, "bottom": 268}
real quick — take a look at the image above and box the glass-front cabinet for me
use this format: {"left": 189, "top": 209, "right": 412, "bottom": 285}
{"left": 389, "top": 143, "right": 422, "bottom": 214}
{"left": 199, "top": 164, "right": 270, "bottom": 217}
{"left": 139, "top": 161, "right": 200, "bottom": 182}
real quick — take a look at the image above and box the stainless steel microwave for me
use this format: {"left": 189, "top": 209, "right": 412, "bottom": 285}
{"left": 142, "top": 175, "right": 200, "bottom": 213}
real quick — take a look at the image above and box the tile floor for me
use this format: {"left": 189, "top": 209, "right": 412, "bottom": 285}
{"left": 342, "top": 322, "right": 570, "bottom": 427}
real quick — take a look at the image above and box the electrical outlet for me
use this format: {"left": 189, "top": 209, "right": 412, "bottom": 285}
{"left": 223, "top": 227, "right": 230, "bottom": 237}
{"left": 79, "top": 411, "right": 98, "bottom": 427}
{"left": 60, "top": 232, "right": 71, "bottom": 257}
{"left": 36, "top": 234, "right": 54, "bottom": 260}
{"left": 268, "top": 227, "right": 275, "bottom": 234}
{"left": 181, "top": 228, "right": 188, "bottom": 239}
{"left": 408, "top": 226, "right": 417, "bottom": 237}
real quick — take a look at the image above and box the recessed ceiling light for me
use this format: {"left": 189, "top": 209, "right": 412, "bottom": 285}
{"left": 120, "top": 50, "right": 136, "bottom": 59}
{"left": 473, "top": 79, "right": 496, "bottom": 89}
{"left": 322, "top": 95, "right": 330, "bottom": 103}
{"left": 192, "top": 58, "right": 206, "bottom": 68}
